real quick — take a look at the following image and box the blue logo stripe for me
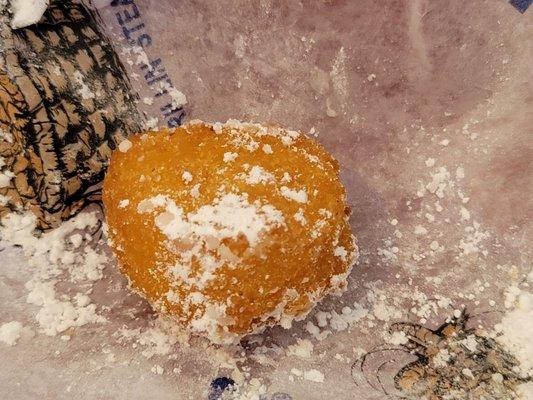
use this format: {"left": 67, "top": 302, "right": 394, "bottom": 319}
{"left": 509, "top": 0, "right": 532, "bottom": 13}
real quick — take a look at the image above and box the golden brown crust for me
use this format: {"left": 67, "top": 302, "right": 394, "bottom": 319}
{"left": 103, "top": 121, "right": 357, "bottom": 343}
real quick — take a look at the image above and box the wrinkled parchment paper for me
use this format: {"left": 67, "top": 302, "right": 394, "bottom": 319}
{"left": 1, "top": 1, "right": 532, "bottom": 399}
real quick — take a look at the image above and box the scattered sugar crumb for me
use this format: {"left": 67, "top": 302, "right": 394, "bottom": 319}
{"left": 377, "top": 241, "right": 398, "bottom": 263}
{"left": 387, "top": 331, "right": 408, "bottom": 345}
{"left": 290, "top": 368, "right": 303, "bottom": 377}
{"left": 0, "top": 321, "right": 23, "bottom": 346}
{"left": 303, "top": 369, "right": 324, "bottom": 383}
{"left": 262, "top": 144, "right": 273, "bottom": 154}
{"left": 458, "top": 222, "right": 489, "bottom": 256}
{"left": 460, "top": 334, "right": 478, "bottom": 353}
{"left": 280, "top": 186, "right": 308, "bottom": 203}
{"left": 151, "top": 365, "right": 164, "bottom": 375}
{"left": 73, "top": 71, "right": 95, "bottom": 100}
{"left": 182, "top": 171, "right": 193, "bottom": 184}
{"left": 190, "top": 184, "right": 201, "bottom": 198}
{"left": 281, "top": 172, "right": 292, "bottom": 183}
{"left": 372, "top": 300, "right": 403, "bottom": 322}
{"left": 118, "top": 139, "right": 133, "bottom": 153}
{"left": 286, "top": 338, "right": 314, "bottom": 359}
{"left": 460, "top": 206, "right": 471, "bottom": 221}
{"left": 306, "top": 321, "right": 320, "bottom": 338}
{"left": 144, "top": 117, "right": 159, "bottom": 130}
{"left": 458, "top": 190, "right": 470, "bottom": 204}
{"left": 223, "top": 152, "right": 238, "bottom": 163}
{"left": 212, "top": 122, "right": 223, "bottom": 133}
{"left": 425, "top": 158, "right": 435, "bottom": 167}
{"left": 432, "top": 349, "right": 451, "bottom": 367}
{"left": 168, "top": 87, "right": 187, "bottom": 108}
{"left": 426, "top": 167, "right": 450, "bottom": 198}
{"left": 334, "top": 246, "right": 348, "bottom": 262}
{"left": 462, "top": 368, "right": 474, "bottom": 379}
{"left": 414, "top": 225, "right": 428, "bottom": 235}
{"left": 70, "top": 233, "right": 83, "bottom": 248}
{"left": 293, "top": 208, "right": 307, "bottom": 226}
{"left": 244, "top": 166, "right": 274, "bottom": 185}
{"left": 0, "top": 169, "right": 15, "bottom": 188}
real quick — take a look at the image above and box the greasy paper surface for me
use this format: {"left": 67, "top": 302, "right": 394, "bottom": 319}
{"left": 1, "top": 0, "right": 532, "bottom": 399}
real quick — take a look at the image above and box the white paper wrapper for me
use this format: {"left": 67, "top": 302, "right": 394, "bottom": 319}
{"left": 1, "top": 1, "right": 532, "bottom": 399}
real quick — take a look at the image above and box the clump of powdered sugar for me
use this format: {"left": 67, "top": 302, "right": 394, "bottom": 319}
{"left": 139, "top": 192, "right": 285, "bottom": 247}
{"left": 280, "top": 186, "right": 308, "bottom": 203}
{"left": 0, "top": 211, "right": 108, "bottom": 337}
{"left": 9, "top": 0, "right": 48, "bottom": 29}
{"left": 496, "top": 279, "right": 533, "bottom": 378}
{"left": 0, "top": 321, "right": 23, "bottom": 345}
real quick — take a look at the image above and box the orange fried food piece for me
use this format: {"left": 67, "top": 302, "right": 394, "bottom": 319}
{"left": 103, "top": 121, "right": 357, "bottom": 344}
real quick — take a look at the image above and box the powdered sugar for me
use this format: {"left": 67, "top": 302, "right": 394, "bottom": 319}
{"left": 223, "top": 152, "right": 238, "bottom": 162}
{"left": 293, "top": 208, "right": 307, "bottom": 225}
{"left": 458, "top": 221, "right": 489, "bottom": 256}
{"left": 118, "top": 199, "right": 130, "bottom": 208}
{"left": 168, "top": 87, "right": 188, "bottom": 108}
{"left": 280, "top": 186, "right": 308, "bottom": 203}
{"left": 242, "top": 166, "right": 275, "bottom": 185}
{"left": 139, "top": 192, "right": 285, "bottom": 247}
{"left": 496, "top": 284, "right": 533, "bottom": 377}
{"left": 262, "top": 144, "right": 273, "bottom": 154}
{"left": 334, "top": 246, "right": 348, "bottom": 261}
{"left": 0, "top": 321, "right": 23, "bottom": 346}
{"left": 425, "top": 167, "right": 451, "bottom": 198}
{"left": 286, "top": 338, "right": 314, "bottom": 359}
{"left": 182, "top": 171, "right": 193, "bottom": 184}
{"left": 303, "top": 369, "right": 325, "bottom": 383}
{"left": 0, "top": 211, "right": 108, "bottom": 336}
{"left": 9, "top": 0, "right": 49, "bottom": 29}
{"left": 0, "top": 170, "right": 14, "bottom": 188}
{"left": 118, "top": 139, "right": 133, "bottom": 153}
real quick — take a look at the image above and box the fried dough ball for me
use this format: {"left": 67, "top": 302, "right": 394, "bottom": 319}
{"left": 103, "top": 121, "right": 357, "bottom": 344}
